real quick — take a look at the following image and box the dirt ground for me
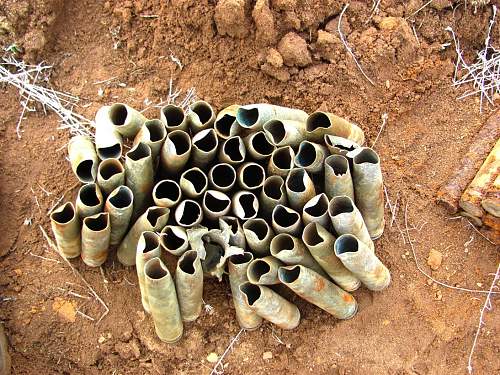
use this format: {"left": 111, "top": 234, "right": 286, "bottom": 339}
{"left": 0, "top": 0, "right": 499, "bottom": 374}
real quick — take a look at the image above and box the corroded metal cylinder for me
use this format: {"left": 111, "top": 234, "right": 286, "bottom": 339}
{"left": 306, "top": 111, "right": 365, "bottom": 145}
{"left": 117, "top": 206, "right": 170, "bottom": 266}
{"left": 144, "top": 257, "right": 183, "bottom": 343}
{"left": 237, "top": 162, "right": 266, "bottom": 191}
{"left": 219, "top": 216, "right": 246, "bottom": 249}
{"left": 174, "top": 200, "right": 203, "bottom": 228}
{"left": 271, "top": 204, "right": 302, "bottom": 237}
{"left": 75, "top": 183, "right": 104, "bottom": 219}
{"left": 175, "top": 250, "right": 204, "bottom": 321}
{"left": 324, "top": 135, "right": 360, "bottom": 157}
{"left": 188, "top": 100, "right": 216, "bottom": 133}
{"left": 239, "top": 282, "right": 300, "bottom": 330}
{"left": 208, "top": 163, "right": 237, "bottom": 192}
{"left": 236, "top": 103, "right": 308, "bottom": 131}
{"left": 81, "top": 212, "right": 111, "bottom": 267}
{"left": 214, "top": 104, "right": 241, "bottom": 139}
{"left": 218, "top": 136, "right": 246, "bottom": 165}
{"left": 285, "top": 168, "right": 316, "bottom": 212}
{"left": 294, "top": 141, "right": 327, "bottom": 174}
{"left": 153, "top": 179, "right": 182, "bottom": 208}
{"left": 136, "top": 231, "right": 162, "bottom": 313}
{"left": 232, "top": 191, "right": 259, "bottom": 220}
{"left": 160, "top": 225, "right": 189, "bottom": 256}
{"left": 97, "top": 158, "right": 125, "bottom": 196}
{"left": 334, "top": 234, "right": 391, "bottom": 291}
{"left": 350, "top": 147, "right": 385, "bottom": 239}
{"left": 104, "top": 185, "right": 134, "bottom": 246}
{"left": 302, "top": 222, "right": 360, "bottom": 291}
{"left": 160, "top": 129, "right": 192, "bottom": 174}
{"left": 228, "top": 253, "right": 263, "bottom": 330}
{"left": 202, "top": 190, "right": 232, "bottom": 220}
{"left": 263, "top": 119, "right": 306, "bottom": 147}
{"left": 260, "top": 175, "right": 288, "bottom": 219}
{"left": 107, "top": 103, "right": 147, "bottom": 138}
{"left": 0, "top": 324, "right": 11, "bottom": 375}
{"left": 243, "top": 131, "right": 275, "bottom": 160}
{"left": 191, "top": 128, "right": 219, "bottom": 167}
{"left": 324, "top": 154, "right": 354, "bottom": 201}
{"left": 125, "top": 142, "right": 154, "bottom": 219}
{"left": 133, "top": 119, "right": 167, "bottom": 160}
{"left": 95, "top": 106, "right": 123, "bottom": 160}
{"left": 302, "top": 193, "right": 330, "bottom": 229}
{"left": 160, "top": 104, "right": 188, "bottom": 132}
{"left": 50, "top": 202, "right": 81, "bottom": 259}
{"left": 242, "top": 218, "right": 274, "bottom": 256}
{"left": 247, "top": 256, "right": 283, "bottom": 285}
{"left": 179, "top": 167, "right": 208, "bottom": 199}
{"left": 268, "top": 146, "right": 295, "bottom": 177}
{"left": 68, "top": 135, "right": 98, "bottom": 183}
{"left": 278, "top": 265, "right": 357, "bottom": 319}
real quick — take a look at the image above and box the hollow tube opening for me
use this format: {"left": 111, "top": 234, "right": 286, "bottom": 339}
{"left": 237, "top": 107, "right": 259, "bottom": 128}
{"left": 211, "top": 164, "right": 236, "bottom": 188}
{"left": 162, "top": 227, "right": 186, "bottom": 250}
{"left": 179, "top": 201, "right": 200, "bottom": 225}
{"left": 245, "top": 219, "right": 268, "bottom": 240}
{"left": 252, "top": 132, "right": 274, "bottom": 155}
{"left": 303, "top": 224, "right": 323, "bottom": 246}
{"left": 326, "top": 155, "right": 348, "bottom": 175}
{"left": 142, "top": 232, "right": 159, "bottom": 253}
{"left": 230, "top": 252, "right": 253, "bottom": 265}
{"left": 215, "top": 114, "right": 236, "bottom": 137}
{"left": 335, "top": 235, "right": 359, "bottom": 255}
{"left": 155, "top": 180, "right": 180, "bottom": 201}
{"left": 194, "top": 130, "right": 217, "bottom": 152}
{"left": 179, "top": 251, "right": 197, "bottom": 274}
{"left": 274, "top": 207, "right": 299, "bottom": 227}
{"left": 184, "top": 169, "right": 207, "bottom": 193}
{"left": 273, "top": 147, "right": 293, "bottom": 169}
{"left": 224, "top": 137, "right": 244, "bottom": 162}
{"left": 145, "top": 258, "right": 167, "bottom": 279}
{"left": 240, "top": 283, "right": 261, "bottom": 305}
{"left": 250, "top": 260, "right": 271, "bottom": 280}
{"left": 80, "top": 184, "right": 100, "bottom": 206}
{"left": 51, "top": 203, "right": 75, "bottom": 224}
{"left": 192, "top": 102, "right": 213, "bottom": 123}
{"left": 109, "top": 187, "right": 132, "bottom": 208}
{"left": 205, "top": 192, "right": 230, "bottom": 213}
{"left": 287, "top": 170, "right": 306, "bottom": 193}
{"left": 109, "top": 104, "right": 128, "bottom": 125}
{"left": 127, "top": 142, "right": 150, "bottom": 160}
{"left": 279, "top": 266, "right": 300, "bottom": 283}
{"left": 295, "top": 142, "right": 316, "bottom": 167}
{"left": 264, "top": 177, "right": 284, "bottom": 200}
{"left": 306, "top": 112, "right": 330, "bottom": 131}
{"left": 239, "top": 194, "right": 257, "bottom": 218}
{"left": 354, "top": 148, "right": 379, "bottom": 165}
{"left": 264, "top": 120, "right": 285, "bottom": 144}
{"left": 304, "top": 195, "right": 328, "bottom": 217}
{"left": 76, "top": 160, "right": 94, "bottom": 182}
{"left": 329, "top": 196, "right": 354, "bottom": 216}
{"left": 169, "top": 132, "right": 190, "bottom": 155}
{"left": 147, "top": 207, "right": 168, "bottom": 226}
{"left": 97, "top": 144, "right": 121, "bottom": 159}
{"left": 145, "top": 120, "right": 166, "bottom": 142}
{"left": 162, "top": 105, "right": 185, "bottom": 127}
{"left": 242, "top": 164, "right": 265, "bottom": 188}
{"left": 84, "top": 214, "right": 108, "bottom": 231}
{"left": 273, "top": 234, "right": 294, "bottom": 251}
{"left": 99, "top": 159, "right": 123, "bottom": 180}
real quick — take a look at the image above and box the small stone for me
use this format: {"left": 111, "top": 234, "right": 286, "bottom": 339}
{"left": 207, "top": 352, "right": 219, "bottom": 363}
{"left": 427, "top": 249, "right": 443, "bottom": 270}
{"left": 277, "top": 32, "right": 312, "bottom": 68}
{"left": 430, "top": 0, "right": 452, "bottom": 10}
{"left": 52, "top": 297, "right": 77, "bottom": 322}
{"left": 477, "top": 282, "right": 483, "bottom": 287}
{"left": 253, "top": 0, "right": 277, "bottom": 46}
{"left": 263, "top": 351, "right": 273, "bottom": 360}
{"left": 214, "top": 0, "right": 250, "bottom": 39}
{"left": 98, "top": 336, "right": 106, "bottom": 344}
{"left": 115, "top": 340, "right": 141, "bottom": 360}
{"left": 435, "top": 290, "right": 442, "bottom": 301}
{"left": 426, "top": 278, "right": 433, "bottom": 286}
{"left": 260, "top": 63, "right": 290, "bottom": 82}
{"left": 266, "top": 48, "right": 283, "bottom": 68}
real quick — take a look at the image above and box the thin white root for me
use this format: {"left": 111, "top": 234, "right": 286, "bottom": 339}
{"left": 372, "top": 112, "right": 388, "bottom": 148}
{"left": 210, "top": 329, "right": 245, "bottom": 375}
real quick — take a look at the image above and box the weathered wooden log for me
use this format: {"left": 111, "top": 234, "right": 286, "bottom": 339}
{"left": 481, "top": 174, "right": 500, "bottom": 217}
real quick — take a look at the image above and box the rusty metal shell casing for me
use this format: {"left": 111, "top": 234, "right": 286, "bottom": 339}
{"left": 214, "top": 104, "right": 241, "bottom": 139}
{"left": 270, "top": 233, "right": 328, "bottom": 277}
{"left": 50, "top": 202, "right": 81, "bottom": 259}
{"left": 481, "top": 176, "right": 500, "bottom": 217}
{"left": 81, "top": 212, "right": 111, "bottom": 267}
{"left": 324, "top": 135, "right": 360, "bottom": 156}
{"left": 208, "top": 163, "right": 237, "bottom": 192}
{"left": 191, "top": 128, "right": 219, "bottom": 167}
{"left": 302, "top": 193, "right": 330, "bottom": 229}
{"left": 175, "top": 200, "right": 203, "bottom": 228}
{"left": 0, "top": 324, "right": 11, "bottom": 375}
{"left": 349, "top": 147, "right": 385, "bottom": 239}
{"left": 232, "top": 191, "right": 259, "bottom": 220}
{"left": 263, "top": 119, "right": 307, "bottom": 147}
{"left": 237, "top": 162, "right": 266, "bottom": 191}
{"left": 95, "top": 106, "right": 123, "bottom": 160}
{"left": 268, "top": 146, "right": 295, "bottom": 177}
{"left": 328, "top": 195, "right": 374, "bottom": 252}
{"left": 160, "top": 225, "right": 189, "bottom": 256}
{"left": 260, "top": 175, "right": 288, "bottom": 219}
{"left": 133, "top": 119, "right": 167, "bottom": 160}
{"left": 247, "top": 256, "right": 283, "bottom": 285}
{"left": 125, "top": 142, "right": 154, "bottom": 219}
{"left": 271, "top": 204, "right": 302, "bottom": 237}
{"left": 285, "top": 168, "right": 316, "bottom": 212}
{"left": 188, "top": 100, "right": 216, "bottom": 134}
{"left": 278, "top": 265, "right": 357, "bottom": 319}
{"left": 240, "top": 282, "right": 300, "bottom": 330}
{"left": 97, "top": 158, "right": 125, "bottom": 196}
{"left": 228, "top": 253, "right": 263, "bottom": 330}
{"left": 76, "top": 183, "right": 104, "bottom": 219}
{"left": 294, "top": 141, "right": 328, "bottom": 174}
{"left": 306, "top": 111, "right": 365, "bottom": 145}
{"left": 106, "top": 103, "right": 147, "bottom": 138}
{"left": 105, "top": 185, "right": 134, "bottom": 246}
{"left": 175, "top": 250, "right": 204, "bottom": 322}
{"left": 243, "top": 131, "right": 275, "bottom": 160}
{"left": 242, "top": 218, "right": 274, "bottom": 256}
{"left": 334, "top": 234, "right": 391, "bottom": 291}
{"left": 68, "top": 135, "right": 98, "bottom": 183}
{"left": 117, "top": 206, "right": 169, "bottom": 266}
{"left": 219, "top": 216, "right": 246, "bottom": 249}
{"left": 153, "top": 179, "right": 182, "bottom": 208}
{"left": 202, "top": 190, "right": 232, "bottom": 220}
{"left": 218, "top": 136, "right": 246, "bottom": 165}
{"left": 179, "top": 167, "right": 208, "bottom": 199}
{"left": 160, "top": 129, "right": 192, "bottom": 174}
{"left": 324, "top": 154, "right": 355, "bottom": 201}
{"left": 144, "top": 257, "right": 183, "bottom": 343}
{"left": 236, "top": 103, "right": 308, "bottom": 131}
{"left": 136, "top": 231, "right": 162, "bottom": 313}
{"left": 302, "top": 222, "right": 360, "bottom": 291}
{"left": 160, "top": 104, "right": 189, "bottom": 132}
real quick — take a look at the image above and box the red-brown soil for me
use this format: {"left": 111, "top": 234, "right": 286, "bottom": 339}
{"left": 0, "top": 0, "right": 499, "bottom": 374}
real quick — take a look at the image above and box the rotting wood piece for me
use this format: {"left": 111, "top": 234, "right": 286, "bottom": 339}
{"left": 437, "top": 110, "right": 500, "bottom": 213}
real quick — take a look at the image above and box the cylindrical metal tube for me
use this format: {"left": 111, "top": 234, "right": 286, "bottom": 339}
{"left": 218, "top": 136, "right": 246, "bottom": 165}
{"left": 260, "top": 175, "right": 288, "bottom": 219}
{"left": 81, "top": 212, "right": 111, "bottom": 267}
{"left": 334, "top": 234, "right": 391, "bottom": 291}
{"left": 160, "top": 225, "right": 189, "bottom": 256}
{"left": 97, "top": 158, "right": 125, "bottom": 196}
{"left": 350, "top": 147, "right": 385, "bottom": 239}
{"left": 306, "top": 111, "right": 365, "bottom": 145}
{"left": 236, "top": 103, "right": 308, "bottom": 131}
{"left": 144, "top": 257, "right": 183, "bottom": 343}
{"left": 160, "top": 104, "right": 189, "bottom": 132}
{"left": 179, "top": 167, "right": 208, "bottom": 199}
{"left": 228, "top": 253, "right": 263, "bottom": 330}
{"left": 214, "top": 104, "right": 241, "bottom": 139}
{"left": 267, "top": 146, "right": 295, "bottom": 177}
{"left": 237, "top": 162, "right": 266, "bottom": 191}
{"left": 50, "top": 202, "right": 81, "bottom": 259}
{"left": 188, "top": 100, "right": 216, "bottom": 133}
{"left": 68, "top": 135, "right": 98, "bottom": 183}
{"left": 242, "top": 218, "right": 274, "bottom": 256}
{"left": 243, "top": 131, "right": 275, "bottom": 160}
{"left": 232, "top": 191, "right": 259, "bottom": 220}
{"left": 202, "top": 190, "right": 232, "bottom": 220}
{"left": 116, "top": 206, "right": 170, "bottom": 266}
{"left": 152, "top": 179, "right": 182, "bottom": 208}
{"left": 271, "top": 204, "right": 302, "bottom": 237}
{"left": 294, "top": 141, "right": 327, "bottom": 174}
{"left": 285, "top": 168, "right": 316, "bottom": 212}
{"left": 208, "top": 163, "right": 237, "bottom": 192}
{"left": 0, "top": 324, "right": 11, "bottom": 375}
{"left": 278, "top": 265, "right": 357, "bottom": 319}
{"left": 107, "top": 103, "right": 147, "bottom": 138}
{"left": 239, "top": 282, "right": 300, "bottom": 330}
{"left": 125, "top": 142, "right": 154, "bottom": 219}
{"left": 247, "top": 256, "right": 283, "bottom": 285}
{"left": 324, "top": 135, "right": 360, "bottom": 157}
{"left": 136, "top": 231, "right": 161, "bottom": 313}
{"left": 104, "top": 185, "right": 134, "bottom": 246}
{"left": 219, "top": 216, "right": 246, "bottom": 249}
{"left": 324, "top": 154, "right": 354, "bottom": 201}
{"left": 263, "top": 119, "right": 306, "bottom": 147}
{"left": 75, "top": 183, "right": 104, "bottom": 219}
{"left": 328, "top": 195, "right": 374, "bottom": 252}
{"left": 133, "top": 119, "right": 167, "bottom": 160}
{"left": 175, "top": 250, "right": 204, "bottom": 321}
{"left": 302, "top": 193, "right": 330, "bottom": 229}
{"left": 270, "top": 233, "right": 328, "bottom": 277}
{"left": 302, "top": 222, "right": 360, "bottom": 291}
{"left": 95, "top": 106, "right": 123, "bottom": 160}
{"left": 174, "top": 200, "right": 203, "bottom": 228}
{"left": 191, "top": 128, "right": 219, "bottom": 167}
{"left": 160, "top": 129, "right": 192, "bottom": 174}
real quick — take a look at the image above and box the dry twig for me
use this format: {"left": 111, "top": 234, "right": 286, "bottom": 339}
{"left": 372, "top": 113, "right": 388, "bottom": 148}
